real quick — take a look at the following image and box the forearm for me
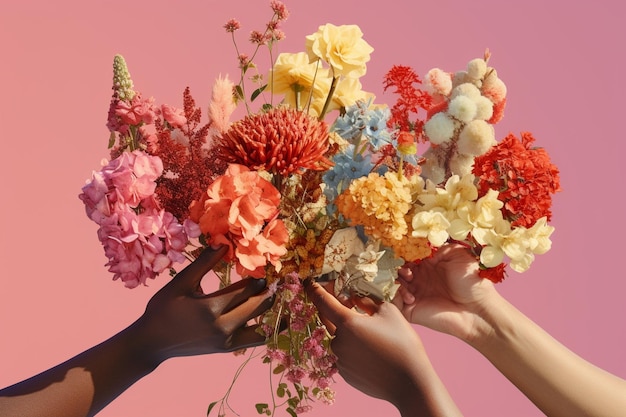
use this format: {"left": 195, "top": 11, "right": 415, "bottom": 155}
{"left": 0, "top": 320, "right": 160, "bottom": 417}
{"left": 468, "top": 293, "right": 626, "bottom": 417}
{"left": 395, "top": 353, "right": 464, "bottom": 417}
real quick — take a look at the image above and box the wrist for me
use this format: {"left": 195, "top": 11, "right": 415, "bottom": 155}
{"left": 122, "top": 318, "right": 169, "bottom": 371}
{"left": 461, "top": 289, "right": 516, "bottom": 353}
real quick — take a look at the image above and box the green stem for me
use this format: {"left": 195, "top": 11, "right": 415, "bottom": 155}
{"left": 318, "top": 76, "right": 339, "bottom": 121}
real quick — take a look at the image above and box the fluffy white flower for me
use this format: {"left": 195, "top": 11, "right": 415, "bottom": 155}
{"left": 452, "top": 70, "right": 469, "bottom": 88}
{"left": 481, "top": 70, "right": 507, "bottom": 103}
{"left": 420, "top": 157, "right": 446, "bottom": 184}
{"left": 457, "top": 119, "right": 495, "bottom": 156}
{"left": 466, "top": 58, "right": 488, "bottom": 80}
{"left": 448, "top": 95, "right": 477, "bottom": 123}
{"left": 451, "top": 83, "right": 482, "bottom": 100}
{"left": 473, "top": 95, "right": 495, "bottom": 121}
{"left": 425, "top": 67, "right": 453, "bottom": 96}
{"left": 424, "top": 112, "right": 456, "bottom": 144}
{"left": 449, "top": 153, "right": 475, "bottom": 177}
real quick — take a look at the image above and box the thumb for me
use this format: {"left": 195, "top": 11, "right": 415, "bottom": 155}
{"left": 305, "top": 280, "right": 352, "bottom": 325}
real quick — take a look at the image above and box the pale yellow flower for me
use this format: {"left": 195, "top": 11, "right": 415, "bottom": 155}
{"left": 268, "top": 52, "right": 331, "bottom": 112}
{"left": 329, "top": 77, "right": 374, "bottom": 112}
{"left": 525, "top": 217, "right": 554, "bottom": 255}
{"left": 411, "top": 210, "right": 451, "bottom": 247}
{"left": 305, "top": 24, "right": 374, "bottom": 78}
{"left": 480, "top": 244, "right": 505, "bottom": 267}
{"left": 475, "top": 189, "right": 505, "bottom": 228}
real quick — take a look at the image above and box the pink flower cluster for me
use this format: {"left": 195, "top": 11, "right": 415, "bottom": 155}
{"left": 107, "top": 93, "right": 187, "bottom": 151}
{"left": 264, "top": 274, "right": 338, "bottom": 407}
{"left": 188, "top": 164, "right": 288, "bottom": 278}
{"left": 79, "top": 151, "right": 196, "bottom": 288}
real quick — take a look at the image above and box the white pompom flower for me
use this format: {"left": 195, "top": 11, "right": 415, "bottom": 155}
{"left": 457, "top": 119, "right": 495, "bottom": 156}
{"left": 466, "top": 58, "right": 488, "bottom": 80}
{"left": 451, "top": 83, "right": 482, "bottom": 100}
{"left": 424, "top": 112, "right": 456, "bottom": 145}
{"left": 449, "top": 153, "right": 475, "bottom": 177}
{"left": 448, "top": 95, "right": 477, "bottom": 123}
{"left": 425, "top": 68, "right": 453, "bottom": 96}
{"left": 473, "top": 95, "right": 494, "bottom": 121}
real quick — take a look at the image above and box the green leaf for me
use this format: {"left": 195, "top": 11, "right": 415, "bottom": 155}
{"left": 272, "top": 364, "right": 285, "bottom": 374}
{"left": 251, "top": 84, "right": 267, "bottom": 102}
{"left": 262, "top": 103, "right": 273, "bottom": 112}
{"left": 255, "top": 403, "right": 269, "bottom": 414}
{"left": 277, "top": 384, "right": 285, "bottom": 398}
{"left": 286, "top": 408, "right": 298, "bottom": 417}
{"left": 206, "top": 401, "right": 217, "bottom": 416}
{"left": 108, "top": 131, "right": 116, "bottom": 149}
{"left": 235, "top": 85, "right": 245, "bottom": 101}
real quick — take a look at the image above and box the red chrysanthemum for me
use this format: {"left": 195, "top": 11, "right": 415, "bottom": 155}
{"left": 217, "top": 107, "right": 332, "bottom": 176}
{"left": 473, "top": 131, "right": 561, "bottom": 228}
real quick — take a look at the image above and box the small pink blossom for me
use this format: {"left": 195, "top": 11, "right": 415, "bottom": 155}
{"left": 270, "top": 0, "right": 289, "bottom": 20}
{"left": 249, "top": 30, "right": 266, "bottom": 45}
{"left": 224, "top": 18, "right": 240, "bottom": 32}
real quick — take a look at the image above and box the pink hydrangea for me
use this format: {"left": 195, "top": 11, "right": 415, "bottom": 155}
{"left": 79, "top": 150, "right": 191, "bottom": 288}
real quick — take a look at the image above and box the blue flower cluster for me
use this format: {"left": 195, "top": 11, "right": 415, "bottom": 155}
{"left": 331, "top": 99, "right": 392, "bottom": 151}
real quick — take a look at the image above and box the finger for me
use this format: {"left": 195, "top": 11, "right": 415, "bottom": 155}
{"left": 304, "top": 281, "right": 352, "bottom": 325}
{"left": 205, "top": 277, "right": 268, "bottom": 314}
{"left": 351, "top": 294, "right": 381, "bottom": 316}
{"left": 397, "top": 265, "right": 415, "bottom": 284}
{"left": 227, "top": 324, "right": 268, "bottom": 351}
{"left": 218, "top": 290, "right": 275, "bottom": 334}
{"left": 170, "top": 246, "right": 228, "bottom": 294}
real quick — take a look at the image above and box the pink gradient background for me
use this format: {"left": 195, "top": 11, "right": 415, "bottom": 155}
{"left": 1, "top": 0, "right": 624, "bottom": 416}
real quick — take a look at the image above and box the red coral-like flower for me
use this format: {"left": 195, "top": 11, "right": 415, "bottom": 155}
{"left": 383, "top": 65, "right": 433, "bottom": 140}
{"left": 479, "top": 262, "right": 507, "bottom": 283}
{"left": 217, "top": 107, "right": 332, "bottom": 176}
{"left": 473, "top": 131, "right": 561, "bottom": 228}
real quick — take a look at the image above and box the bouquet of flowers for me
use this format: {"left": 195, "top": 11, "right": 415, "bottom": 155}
{"left": 79, "top": 1, "right": 560, "bottom": 415}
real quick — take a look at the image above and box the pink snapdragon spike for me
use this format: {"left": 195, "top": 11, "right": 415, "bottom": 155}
{"left": 79, "top": 150, "right": 191, "bottom": 288}
{"left": 189, "top": 164, "right": 288, "bottom": 278}
{"left": 115, "top": 95, "right": 157, "bottom": 127}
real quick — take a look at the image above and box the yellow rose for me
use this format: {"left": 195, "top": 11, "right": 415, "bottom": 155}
{"left": 268, "top": 52, "right": 331, "bottom": 112}
{"left": 305, "top": 24, "right": 373, "bottom": 78}
{"left": 329, "top": 77, "right": 374, "bottom": 112}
